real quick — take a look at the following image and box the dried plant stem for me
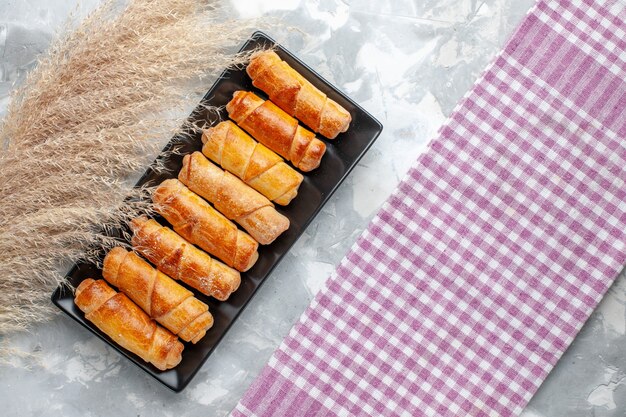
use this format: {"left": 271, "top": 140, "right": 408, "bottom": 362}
{"left": 0, "top": 0, "right": 265, "bottom": 335}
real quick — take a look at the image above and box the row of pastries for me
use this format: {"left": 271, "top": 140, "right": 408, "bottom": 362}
{"left": 74, "top": 50, "right": 352, "bottom": 370}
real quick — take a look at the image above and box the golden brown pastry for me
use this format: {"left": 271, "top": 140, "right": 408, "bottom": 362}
{"left": 130, "top": 216, "right": 240, "bottom": 301}
{"left": 247, "top": 50, "right": 351, "bottom": 139}
{"left": 103, "top": 247, "right": 213, "bottom": 344}
{"left": 226, "top": 91, "right": 326, "bottom": 172}
{"left": 74, "top": 278, "right": 183, "bottom": 370}
{"left": 202, "top": 121, "right": 303, "bottom": 205}
{"left": 153, "top": 179, "right": 259, "bottom": 272}
{"left": 179, "top": 152, "right": 289, "bottom": 245}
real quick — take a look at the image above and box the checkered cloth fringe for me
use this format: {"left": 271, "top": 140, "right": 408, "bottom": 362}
{"left": 232, "top": 0, "right": 626, "bottom": 415}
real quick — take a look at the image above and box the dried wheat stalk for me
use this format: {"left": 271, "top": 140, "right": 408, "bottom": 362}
{"left": 0, "top": 0, "right": 264, "bottom": 335}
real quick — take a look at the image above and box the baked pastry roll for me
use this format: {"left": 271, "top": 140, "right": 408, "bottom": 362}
{"left": 179, "top": 152, "right": 289, "bottom": 245}
{"left": 103, "top": 247, "right": 213, "bottom": 344}
{"left": 226, "top": 91, "right": 326, "bottom": 172}
{"left": 202, "top": 121, "right": 303, "bottom": 205}
{"left": 131, "top": 216, "right": 241, "bottom": 301}
{"left": 153, "top": 179, "right": 259, "bottom": 272}
{"left": 246, "top": 50, "right": 351, "bottom": 139}
{"left": 74, "top": 278, "right": 183, "bottom": 370}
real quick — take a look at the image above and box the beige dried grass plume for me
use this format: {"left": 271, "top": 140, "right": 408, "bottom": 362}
{"left": 0, "top": 0, "right": 264, "bottom": 334}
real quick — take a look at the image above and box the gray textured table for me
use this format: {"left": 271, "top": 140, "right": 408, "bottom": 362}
{"left": 1, "top": 1, "right": 625, "bottom": 416}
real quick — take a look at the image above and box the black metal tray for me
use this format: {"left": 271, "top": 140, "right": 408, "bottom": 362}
{"left": 52, "top": 31, "right": 383, "bottom": 392}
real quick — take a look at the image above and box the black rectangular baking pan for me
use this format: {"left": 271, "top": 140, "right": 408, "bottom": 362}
{"left": 52, "top": 30, "right": 383, "bottom": 392}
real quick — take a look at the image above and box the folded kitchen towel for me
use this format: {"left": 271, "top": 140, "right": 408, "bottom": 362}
{"left": 232, "top": 0, "right": 626, "bottom": 415}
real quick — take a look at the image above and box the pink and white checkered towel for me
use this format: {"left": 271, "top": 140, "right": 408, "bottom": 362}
{"left": 232, "top": 0, "right": 626, "bottom": 416}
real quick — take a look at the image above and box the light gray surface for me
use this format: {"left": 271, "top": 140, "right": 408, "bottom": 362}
{"left": 1, "top": 1, "right": 625, "bottom": 416}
